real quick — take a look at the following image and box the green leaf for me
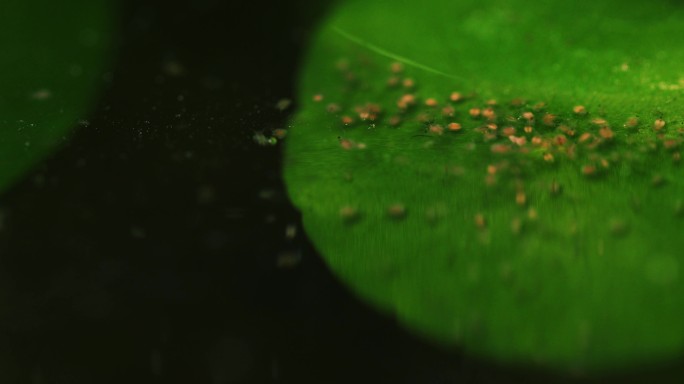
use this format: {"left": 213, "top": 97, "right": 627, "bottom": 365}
{"left": 284, "top": 0, "right": 684, "bottom": 373}
{"left": 0, "top": 0, "right": 115, "bottom": 191}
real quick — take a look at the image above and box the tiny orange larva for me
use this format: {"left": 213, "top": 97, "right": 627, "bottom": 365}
{"left": 450, "top": 92, "right": 463, "bottom": 102}
{"left": 390, "top": 62, "right": 404, "bottom": 73}
{"left": 474, "top": 213, "right": 487, "bottom": 230}
{"left": 447, "top": 122, "right": 462, "bottom": 131}
{"left": 425, "top": 98, "right": 439, "bottom": 107}
{"left": 429, "top": 124, "right": 444, "bottom": 135}
{"left": 486, "top": 123, "right": 498, "bottom": 131}
{"left": 573, "top": 105, "right": 587, "bottom": 115}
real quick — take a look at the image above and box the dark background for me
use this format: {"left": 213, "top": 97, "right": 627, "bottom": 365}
{"left": 0, "top": 0, "right": 682, "bottom": 383}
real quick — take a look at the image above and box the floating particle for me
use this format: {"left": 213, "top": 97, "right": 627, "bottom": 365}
{"left": 674, "top": 152, "right": 681, "bottom": 163}
{"left": 285, "top": 224, "right": 297, "bottom": 239}
{"left": 356, "top": 142, "right": 367, "bottom": 150}
{"left": 387, "top": 204, "right": 407, "bottom": 220}
{"left": 542, "top": 113, "right": 557, "bottom": 126}
{"left": 275, "top": 98, "right": 292, "bottom": 111}
{"left": 624, "top": 117, "right": 639, "bottom": 128}
{"left": 651, "top": 174, "right": 666, "bottom": 188}
{"left": 474, "top": 213, "right": 487, "bottom": 230}
{"left": 573, "top": 105, "right": 587, "bottom": 115}
{"left": 522, "top": 112, "right": 534, "bottom": 122}
{"left": 429, "top": 124, "right": 444, "bottom": 135}
{"left": 425, "top": 205, "right": 446, "bottom": 224}
{"left": 402, "top": 78, "right": 415, "bottom": 88}
{"left": 313, "top": 94, "right": 324, "bottom": 102}
{"left": 272, "top": 129, "right": 287, "bottom": 139}
{"left": 340, "top": 206, "right": 360, "bottom": 223}
{"left": 469, "top": 108, "right": 481, "bottom": 118}
{"left": 276, "top": 251, "right": 302, "bottom": 268}
{"left": 599, "top": 126, "right": 614, "bottom": 139}
{"left": 515, "top": 191, "right": 527, "bottom": 206}
{"left": 450, "top": 92, "right": 464, "bottom": 102}
{"left": 425, "top": 98, "right": 439, "bottom": 107}
{"left": 447, "top": 122, "right": 462, "bottom": 132}
{"left": 442, "top": 106, "right": 455, "bottom": 117}
{"left": 390, "top": 61, "right": 404, "bottom": 73}
{"left": 550, "top": 181, "right": 563, "bottom": 196}
{"left": 326, "top": 103, "right": 341, "bottom": 113}
{"left": 654, "top": 119, "right": 666, "bottom": 131}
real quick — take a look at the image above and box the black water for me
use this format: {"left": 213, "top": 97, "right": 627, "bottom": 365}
{"left": 1, "top": 1, "right": 682, "bottom": 383}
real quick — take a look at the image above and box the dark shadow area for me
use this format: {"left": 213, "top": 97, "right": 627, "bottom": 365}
{"left": 1, "top": 0, "right": 684, "bottom": 383}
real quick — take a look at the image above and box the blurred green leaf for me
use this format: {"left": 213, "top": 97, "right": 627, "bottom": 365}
{"left": 0, "top": 0, "right": 115, "bottom": 190}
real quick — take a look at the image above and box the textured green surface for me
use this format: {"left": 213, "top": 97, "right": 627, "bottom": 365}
{"left": 0, "top": 0, "right": 114, "bottom": 191}
{"left": 284, "top": 0, "right": 684, "bottom": 373}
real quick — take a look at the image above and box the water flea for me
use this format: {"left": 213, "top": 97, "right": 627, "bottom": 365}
{"left": 509, "top": 135, "right": 527, "bottom": 146}
{"left": 654, "top": 119, "right": 666, "bottom": 131}
{"left": 522, "top": 111, "right": 535, "bottom": 122}
{"left": 524, "top": 126, "right": 533, "bottom": 134}
{"left": 527, "top": 208, "right": 538, "bottom": 221}
{"left": 482, "top": 108, "right": 497, "bottom": 121}
{"left": 582, "top": 165, "right": 597, "bottom": 176}
{"left": 573, "top": 105, "right": 587, "bottom": 115}
{"left": 532, "top": 102, "right": 546, "bottom": 111}
{"left": 313, "top": 94, "right": 324, "bottom": 102}
{"left": 341, "top": 115, "right": 354, "bottom": 125}
{"left": 503, "top": 126, "right": 517, "bottom": 136}
{"left": 491, "top": 143, "right": 511, "bottom": 154}
{"left": 487, "top": 123, "right": 498, "bottom": 131}
{"left": 389, "top": 115, "right": 402, "bottom": 127}
{"left": 387, "top": 203, "right": 407, "bottom": 219}
{"left": 487, "top": 164, "right": 498, "bottom": 175}
{"left": 579, "top": 132, "right": 593, "bottom": 144}
{"left": 402, "top": 78, "right": 415, "bottom": 88}
{"left": 397, "top": 93, "right": 416, "bottom": 109}
{"left": 387, "top": 76, "right": 400, "bottom": 87}
{"left": 511, "top": 217, "right": 523, "bottom": 235}
{"left": 425, "top": 98, "right": 439, "bottom": 107}
{"left": 543, "top": 153, "right": 555, "bottom": 163}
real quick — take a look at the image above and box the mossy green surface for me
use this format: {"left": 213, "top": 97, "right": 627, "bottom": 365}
{"left": 284, "top": 0, "right": 684, "bottom": 373}
{"left": 0, "top": 0, "right": 115, "bottom": 191}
